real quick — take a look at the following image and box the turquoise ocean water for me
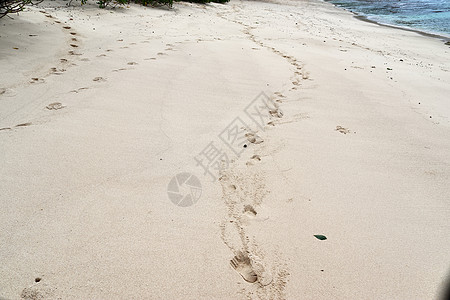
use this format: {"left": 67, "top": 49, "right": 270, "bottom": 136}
{"left": 325, "top": 0, "right": 450, "bottom": 37}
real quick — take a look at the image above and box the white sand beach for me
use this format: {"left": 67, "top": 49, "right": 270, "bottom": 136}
{"left": 1, "top": 0, "right": 449, "bottom": 299}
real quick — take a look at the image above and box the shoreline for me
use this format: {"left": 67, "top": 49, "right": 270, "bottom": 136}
{"left": 320, "top": 0, "right": 450, "bottom": 43}
{"left": 353, "top": 14, "right": 450, "bottom": 43}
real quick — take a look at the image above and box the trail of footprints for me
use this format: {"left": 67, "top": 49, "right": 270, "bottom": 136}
{"left": 217, "top": 8, "right": 308, "bottom": 92}
{"left": 2, "top": 12, "right": 178, "bottom": 130}
{"left": 214, "top": 5, "right": 323, "bottom": 298}
{"left": 215, "top": 79, "right": 288, "bottom": 298}
{"left": 219, "top": 165, "right": 289, "bottom": 298}
{"left": 215, "top": 7, "right": 358, "bottom": 296}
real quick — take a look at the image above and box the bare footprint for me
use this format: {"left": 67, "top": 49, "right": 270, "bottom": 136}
{"left": 30, "top": 78, "right": 45, "bottom": 84}
{"left": 15, "top": 122, "right": 32, "bottom": 127}
{"left": 71, "top": 87, "right": 89, "bottom": 93}
{"left": 246, "top": 154, "right": 262, "bottom": 166}
{"left": 274, "top": 92, "right": 286, "bottom": 98}
{"left": 68, "top": 51, "right": 81, "bottom": 56}
{"left": 230, "top": 251, "right": 258, "bottom": 283}
{"left": 0, "top": 88, "right": 17, "bottom": 97}
{"left": 245, "top": 132, "right": 263, "bottom": 144}
{"left": 251, "top": 154, "right": 261, "bottom": 161}
{"left": 269, "top": 108, "right": 283, "bottom": 118}
{"left": 127, "top": 62, "right": 138, "bottom": 65}
{"left": 46, "top": 102, "right": 64, "bottom": 110}
{"left": 243, "top": 205, "right": 257, "bottom": 216}
{"left": 335, "top": 126, "right": 350, "bottom": 134}
{"left": 49, "top": 67, "right": 65, "bottom": 75}
{"left": 93, "top": 77, "right": 106, "bottom": 82}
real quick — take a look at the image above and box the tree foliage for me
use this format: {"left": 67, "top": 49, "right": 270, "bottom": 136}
{"left": 0, "top": 0, "right": 229, "bottom": 18}
{"left": 0, "top": 0, "right": 42, "bottom": 18}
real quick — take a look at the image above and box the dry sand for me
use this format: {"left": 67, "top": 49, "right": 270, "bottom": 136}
{"left": 1, "top": 0, "right": 449, "bottom": 299}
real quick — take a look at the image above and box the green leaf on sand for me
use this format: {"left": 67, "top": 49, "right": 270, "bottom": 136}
{"left": 314, "top": 235, "right": 327, "bottom": 240}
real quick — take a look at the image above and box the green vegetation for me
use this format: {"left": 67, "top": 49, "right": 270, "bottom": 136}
{"left": 0, "top": 0, "right": 229, "bottom": 18}
{"left": 1, "top": 0, "right": 42, "bottom": 18}
{"left": 175, "top": 0, "right": 229, "bottom": 3}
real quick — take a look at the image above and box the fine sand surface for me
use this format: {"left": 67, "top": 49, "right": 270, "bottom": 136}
{"left": 1, "top": 0, "right": 449, "bottom": 299}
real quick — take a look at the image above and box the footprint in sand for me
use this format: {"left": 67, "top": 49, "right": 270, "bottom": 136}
{"left": 127, "top": 62, "right": 138, "bottom": 65}
{"left": 245, "top": 132, "right": 264, "bottom": 144}
{"left": 63, "top": 26, "right": 71, "bottom": 29}
{"left": 15, "top": 122, "right": 32, "bottom": 127}
{"left": 93, "top": 77, "right": 106, "bottom": 82}
{"left": 112, "top": 68, "right": 127, "bottom": 72}
{"left": 243, "top": 205, "right": 257, "bottom": 217}
{"left": 0, "top": 88, "right": 17, "bottom": 97}
{"left": 335, "top": 125, "right": 350, "bottom": 134}
{"left": 274, "top": 92, "right": 285, "bottom": 98}
{"left": 246, "top": 154, "right": 262, "bottom": 166}
{"left": 68, "top": 51, "right": 81, "bottom": 56}
{"left": 46, "top": 102, "right": 64, "bottom": 110}
{"left": 50, "top": 67, "right": 65, "bottom": 75}
{"left": 21, "top": 282, "right": 55, "bottom": 299}
{"left": 251, "top": 154, "right": 261, "bottom": 161}
{"left": 30, "top": 78, "right": 45, "bottom": 84}
{"left": 71, "top": 87, "right": 89, "bottom": 93}
{"left": 230, "top": 251, "right": 258, "bottom": 283}
{"left": 269, "top": 108, "right": 283, "bottom": 118}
